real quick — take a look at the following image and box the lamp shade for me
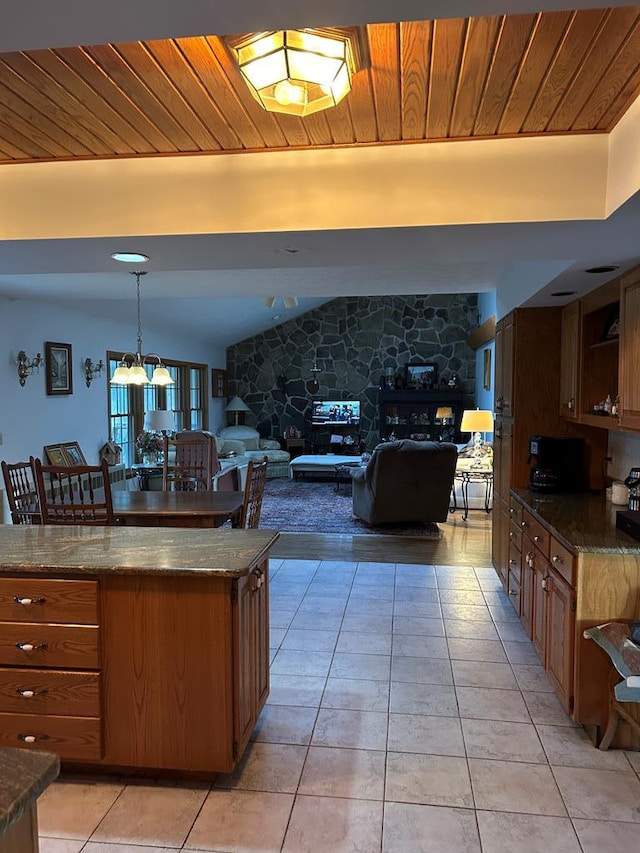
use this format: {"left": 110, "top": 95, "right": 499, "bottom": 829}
{"left": 436, "top": 406, "right": 453, "bottom": 421}
{"left": 226, "top": 396, "right": 250, "bottom": 414}
{"left": 460, "top": 409, "right": 494, "bottom": 434}
{"left": 144, "top": 409, "right": 175, "bottom": 432}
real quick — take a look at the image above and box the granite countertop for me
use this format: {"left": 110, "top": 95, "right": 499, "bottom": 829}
{"left": 0, "top": 526, "right": 279, "bottom": 578}
{"left": 512, "top": 488, "right": 640, "bottom": 554}
{"left": 0, "top": 748, "right": 59, "bottom": 837}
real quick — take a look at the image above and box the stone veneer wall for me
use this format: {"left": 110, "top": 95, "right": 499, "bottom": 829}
{"left": 226, "top": 294, "right": 478, "bottom": 450}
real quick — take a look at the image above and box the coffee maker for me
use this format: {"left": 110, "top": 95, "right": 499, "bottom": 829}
{"left": 528, "top": 435, "right": 585, "bottom": 493}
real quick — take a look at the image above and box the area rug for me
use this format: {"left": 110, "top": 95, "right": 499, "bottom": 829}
{"left": 259, "top": 477, "right": 443, "bottom": 537}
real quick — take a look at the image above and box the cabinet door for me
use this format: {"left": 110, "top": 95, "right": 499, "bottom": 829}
{"left": 254, "top": 563, "right": 270, "bottom": 713}
{"left": 495, "top": 314, "right": 515, "bottom": 418}
{"left": 520, "top": 539, "right": 534, "bottom": 640}
{"left": 620, "top": 273, "right": 640, "bottom": 429}
{"left": 532, "top": 558, "right": 548, "bottom": 663}
{"left": 559, "top": 300, "right": 581, "bottom": 420}
{"left": 233, "top": 574, "right": 255, "bottom": 754}
{"left": 546, "top": 569, "right": 575, "bottom": 715}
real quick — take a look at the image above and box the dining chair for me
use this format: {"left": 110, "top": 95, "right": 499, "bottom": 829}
{"left": 32, "top": 457, "right": 114, "bottom": 525}
{"left": 162, "top": 431, "right": 218, "bottom": 491}
{"left": 1, "top": 459, "right": 42, "bottom": 524}
{"left": 240, "top": 460, "right": 268, "bottom": 528}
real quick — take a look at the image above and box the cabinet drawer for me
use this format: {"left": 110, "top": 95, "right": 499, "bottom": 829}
{"left": 0, "top": 712, "right": 102, "bottom": 761}
{"left": 0, "top": 623, "right": 99, "bottom": 669}
{"left": 549, "top": 537, "right": 575, "bottom": 586}
{"left": 0, "top": 668, "right": 100, "bottom": 716}
{"left": 509, "top": 500, "right": 523, "bottom": 526}
{"left": 508, "top": 573, "right": 521, "bottom": 614}
{"left": 509, "top": 518, "right": 523, "bottom": 552}
{"left": 522, "top": 511, "right": 550, "bottom": 558}
{"left": 508, "top": 541, "right": 521, "bottom": 585}
{"left": 0, "top": 578, "right": 98, "bottom": 624}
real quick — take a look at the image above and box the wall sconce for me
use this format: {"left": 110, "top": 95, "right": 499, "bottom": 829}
{"left": 84, "top": 358, "right": 105, "bottom": 387}
{"left": 17, "top": 350, "right": 43, "bottom": 386}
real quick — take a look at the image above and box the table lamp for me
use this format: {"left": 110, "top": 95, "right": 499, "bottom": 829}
{"left": 460, "top": 409, "right": 494, "bottom": 466}
{"left": 143, "top": 409, "right": 175, "bottom": 434}
{"left": 226, "top": 396, "right": 250, "bottom": 426}
{"left": 435, "top": 406, "right": 453, "bottom": 423}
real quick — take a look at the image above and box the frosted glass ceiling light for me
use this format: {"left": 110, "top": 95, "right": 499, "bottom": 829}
{"left": 111, "top": 252, "right": 149, "bottom": 263}
{"left": 110, "top": 271, "right": 174, "bottom": 387}
{"left": 230, "top": 28, "right": 359, "bottom": 117}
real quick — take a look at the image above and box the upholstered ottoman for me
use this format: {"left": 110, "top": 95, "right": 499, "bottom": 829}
{"left": 289, "top": 454, "right": 363, "bottom": 479}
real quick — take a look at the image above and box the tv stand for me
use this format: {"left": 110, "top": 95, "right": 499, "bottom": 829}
{"left": 310, "top": 423, "right": 360, "bottom": 455}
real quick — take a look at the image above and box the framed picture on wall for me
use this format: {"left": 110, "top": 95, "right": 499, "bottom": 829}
{"left": 405, "top": 362, "right": 438, "bottom": 390}
{"left": 45, "top": 341, "right": 73, "bottom": 395}
{"left": 483, "top": 348, "right": 492, "bottom": 391}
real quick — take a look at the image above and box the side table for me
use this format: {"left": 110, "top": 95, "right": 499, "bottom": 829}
{"left": 451, "top": 462, "right": 493, "bottom": 520}
{"left": 285, "top": 437, "right": 307, "bottom": 459}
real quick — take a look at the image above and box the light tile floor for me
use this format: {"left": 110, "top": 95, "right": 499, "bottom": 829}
{"left": 38, "top": 558, "right": 640, "bottom": 853}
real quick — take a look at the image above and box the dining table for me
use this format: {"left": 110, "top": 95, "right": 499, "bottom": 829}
{"left": 112, "top": 489, "right": 245, "bottom": 528}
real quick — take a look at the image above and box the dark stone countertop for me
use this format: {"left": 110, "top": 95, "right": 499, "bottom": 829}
{"left": 512, "top": 488, "right": 640, "bottom": 554}
{"left": 0, "top": 748, "right": 59, "bottom": 836}
{"left": 0, "top": 525, "right": 279, "bottom": 578}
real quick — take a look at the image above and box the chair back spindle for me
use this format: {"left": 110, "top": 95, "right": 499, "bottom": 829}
{"left": 1, "top": 459, "right": 41, "bottom": 524}
{"left": 241, "top": 460, "right": 268, "bottom": 528}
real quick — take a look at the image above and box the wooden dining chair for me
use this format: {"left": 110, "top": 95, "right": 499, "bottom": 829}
{"left": 162, "top": 432, "right": 218, "bottom": 491}
{"left": 240, "top": 460, "right": 268, "bottom": 528}
{"left": 32, "top": 457, "right": 114, "bottom": 525}
{"left": 1, "top": 459, "right": 42, "bottom": 524}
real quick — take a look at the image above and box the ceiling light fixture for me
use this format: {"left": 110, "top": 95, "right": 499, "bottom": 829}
{"left": 230, "top": 28, "right": 362, "bottom": 117}
{"left": 111, "top": 252, "right": 150, "bottom": 264}
{"left": 110, "top": 271, "right": 173, "bottom": 387}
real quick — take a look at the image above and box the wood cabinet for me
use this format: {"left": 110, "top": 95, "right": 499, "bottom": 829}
{"left": 559, "top": 300, "right": 581, "bottom": 420}
{"left": 546, "top": 569, "right": 575, "bottom": 713}
{"left": 378, "top": 390, "right": 464, "bottom": 444}
{"left": 0, "top": 562, "right": 271, "bottom": 774}
{"left": 619, "top": 268, "right": 640, "bottom": 430}
{"left": 0, "top": 578, "right": 102, "bottom": 761}
{"left": 491, "top": 308, "right": 563, "bottom": 590}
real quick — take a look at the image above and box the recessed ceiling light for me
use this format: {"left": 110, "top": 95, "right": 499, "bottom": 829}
{"left": 284, "top": 247, "right": 299, "bottom": 254}
{"left": 551, "top": 290, "right": 578, "bottom": 297}
{"left": 111, "top": 252, "right": 150, "bottom": 263}
{"left": 585, "top": 265, "right": 619, "bottom": 274}
{"left": 272, "top": 314, "right": 282, "bottom": 320}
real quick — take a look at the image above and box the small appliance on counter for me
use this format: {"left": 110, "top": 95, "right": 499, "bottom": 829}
{"left": 624, "top": 467, "right": 640, "bottom": 511}
{"left": 527, "top": 435, "right": 585, "bottom": 493}
{"left": 616, "top": 509, "right": 640, "bottom": 543}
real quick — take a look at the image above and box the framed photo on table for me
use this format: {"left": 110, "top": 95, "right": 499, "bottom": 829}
{"left": 62, "top": 442, "right": 87, "bottom": 465}
{"left": 405, "top": 362, "right": 438, "bottom": 390}
{"left": 45, "top": 342, "right": 73, "bottom": 395}
{"left": 44, "top": 444, "right": 70, "bottom": 465}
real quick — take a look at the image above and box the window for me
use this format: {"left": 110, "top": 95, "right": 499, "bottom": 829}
{"left": 107, "top": 353, "right": 208, "bottom": 466}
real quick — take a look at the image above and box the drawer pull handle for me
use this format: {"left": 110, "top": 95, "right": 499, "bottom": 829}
{"left": 18, "top": 733, "right": 49, "bottom": 744}
{"left": 552, "top": 555, "right": 563, "bottom": 564}
{"left": 520, "top": 521, "right": 527, "bottom": 528}
{"left": 509, "top": 559, "right": 517, "bottom": 565}
{"left": 509, "top": 590, "right": 518, "bottom": 596}
{"left": 16, "top": 688, "right": 48, "bottom": 698}
{"left": 15, "top": 642, "right": 47, "bottom": 652}
{"left": 533, "top": 535, "right": 541, "bottom": 543}
{"left": 13, "top": 596, "right": 46, "bottom": 606}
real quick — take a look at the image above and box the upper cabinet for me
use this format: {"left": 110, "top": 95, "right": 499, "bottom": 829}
{"left": 494, "top": 313, "right": 514, "bottom": 418}
{"left": 559, "top": 270, "right": 640, "bottom": 434}
{"left": 620, "top": 268, "right": 640, "bottom": 430}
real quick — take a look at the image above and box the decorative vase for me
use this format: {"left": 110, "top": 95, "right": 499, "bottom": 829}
{"left": 143, "top": 451, "right": 159, "bottom": 465}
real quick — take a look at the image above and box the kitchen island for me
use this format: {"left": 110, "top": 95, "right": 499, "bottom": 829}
{"left": 0, "top": 748, "right": 59, "bottom": 853}
{"left": 0, "top": 525, "right": 278, "bottom": 775}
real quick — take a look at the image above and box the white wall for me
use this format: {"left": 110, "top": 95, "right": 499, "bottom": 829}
{"left": 0, "top": 295, "right": 225, "bottom": 520}
{"left": 474, "top": 292, "right": 496, "bottom": 428}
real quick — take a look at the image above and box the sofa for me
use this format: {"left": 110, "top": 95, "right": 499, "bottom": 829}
{"left": 218, "top": 426, "right": 290, "bottom": 478}
{"left": 352, "top": 439, "right": 458, "bottom": 525}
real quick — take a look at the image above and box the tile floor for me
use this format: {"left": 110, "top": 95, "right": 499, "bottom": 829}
{"left": 38, "top": 558, "right": 640, "bottom": 852}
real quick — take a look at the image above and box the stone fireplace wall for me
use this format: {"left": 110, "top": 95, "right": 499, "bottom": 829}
{"left": 226, "top": 294, "right": 478, "bottom": 449}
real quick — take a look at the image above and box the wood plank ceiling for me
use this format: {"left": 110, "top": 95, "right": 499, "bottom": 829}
{"left": 0, "top": 6, "right": 639, "bottom": 165}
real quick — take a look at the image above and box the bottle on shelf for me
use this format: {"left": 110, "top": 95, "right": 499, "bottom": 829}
{"left": 604, "top": 394, "right": 613, "bottom": 415}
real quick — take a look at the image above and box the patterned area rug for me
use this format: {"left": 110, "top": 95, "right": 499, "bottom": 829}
{"left": 259, "top": 477, "right": 443, "bottom": 537}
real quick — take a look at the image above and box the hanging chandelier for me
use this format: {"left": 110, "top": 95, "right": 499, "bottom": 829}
{"left": 110, "top": 271, "right": 173, "bottom": 386}
{"left": 229, "top": 28, "right": 362, "bottom": 117}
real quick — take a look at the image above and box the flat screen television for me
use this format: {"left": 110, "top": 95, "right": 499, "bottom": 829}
{"left": 312, "top": 400, "right": 360, "bottom": 426}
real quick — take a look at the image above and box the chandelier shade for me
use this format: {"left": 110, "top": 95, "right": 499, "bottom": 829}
{"left": 231, "top": 29, "right": 357, "bottom": 117}
{"left": 110, "top": 271, "right": 174, "bottom": 387}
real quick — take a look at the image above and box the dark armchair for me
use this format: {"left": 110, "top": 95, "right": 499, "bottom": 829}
{"left": 351, "top": 439, "right": 458, "bottom": 525}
